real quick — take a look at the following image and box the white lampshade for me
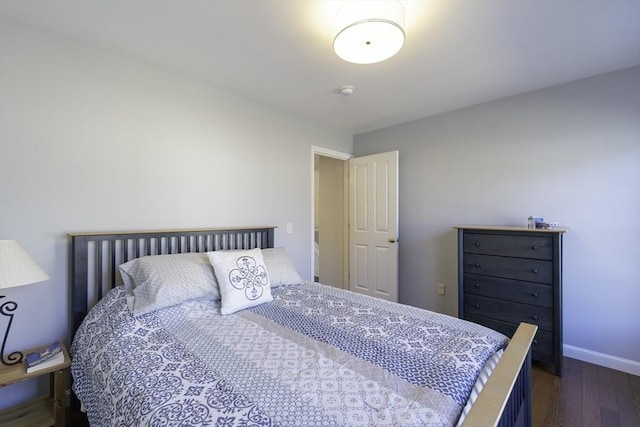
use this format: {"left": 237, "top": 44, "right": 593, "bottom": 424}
{"left": 0, "top": 240, "right": 50, "bottom": 289}
{"left": 333, "top": 0, "right": 405, "bottom": 64}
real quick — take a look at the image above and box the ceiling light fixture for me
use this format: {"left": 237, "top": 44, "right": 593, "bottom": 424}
{"left": 333, "top": 1, "right": 406, "bottom": 65}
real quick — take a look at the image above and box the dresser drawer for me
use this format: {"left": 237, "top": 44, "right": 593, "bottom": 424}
{"left": 463, "top": 233, "right": 553, "bottom": 260}
{"left": 463, "top": 274, "right": 553, "bottom": 308}
{"left": 464, "top": 315, "right": 554, "bottom": 358}
{"left": 463, "top": 253, "right": 553, "bottom": 284}
{"left": 464, "top": 294, "right": 553, "bottom": 332}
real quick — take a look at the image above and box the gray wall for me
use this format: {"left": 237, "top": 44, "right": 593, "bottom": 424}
{"left": 0, "top": 17, "right": 352, "bottom": 408}
{"left": 354, "top": 67, "right": 640, "bottom": 371}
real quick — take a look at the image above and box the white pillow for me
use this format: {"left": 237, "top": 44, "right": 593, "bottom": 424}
{"left": 207, "top": 248, "right": 273, "bottom": 315}
{"left": 119, "top": 252, "right": 219, "bottom": 316}
{"left": 262, "top": 247, "right": 303, "bottom": 288}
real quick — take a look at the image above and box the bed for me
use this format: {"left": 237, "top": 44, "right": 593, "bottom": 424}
{"left": 68, "top": 226, "right": 536, "bottom": 427}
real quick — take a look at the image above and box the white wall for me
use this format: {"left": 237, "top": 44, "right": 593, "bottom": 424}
{"left": 0, "top": 17, "right": 352, "bottom": 408}
{"left": 354, "top": 66, "right": 640, "bottom": 372}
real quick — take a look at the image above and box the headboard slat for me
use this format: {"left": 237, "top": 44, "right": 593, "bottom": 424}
{"left": 110, "top": 240, "right": 116, "bottom": 288}
{"left": 96, "top": 240, "right": 103, "bottom": 300}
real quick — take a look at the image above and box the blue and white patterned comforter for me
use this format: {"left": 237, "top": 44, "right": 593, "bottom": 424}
{"left": 71, "top": 283, "right": 508, "bottom": 426}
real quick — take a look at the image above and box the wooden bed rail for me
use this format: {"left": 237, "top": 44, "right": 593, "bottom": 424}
{"left": 462, "top": 322, "right": 538, "bottom": 427}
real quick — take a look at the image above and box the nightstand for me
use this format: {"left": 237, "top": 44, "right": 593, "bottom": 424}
{"left": 0, "top": 342, "right": 71, "bottom": 427}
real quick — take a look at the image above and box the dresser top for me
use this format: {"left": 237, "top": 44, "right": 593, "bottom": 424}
{"left": 453, "top": 225, "right": 568, "bottom": 233}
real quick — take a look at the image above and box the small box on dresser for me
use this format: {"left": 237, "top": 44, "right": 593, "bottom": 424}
{"left": 454, "top": 225, "right": 567, "bottom": 376}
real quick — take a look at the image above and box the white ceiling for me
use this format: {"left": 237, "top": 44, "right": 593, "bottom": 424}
{"left": 1, "top": 0, "right": 639, "bottom": 134}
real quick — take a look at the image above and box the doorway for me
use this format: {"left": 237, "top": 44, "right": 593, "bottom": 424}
{"left": 312, "top": 147, "right": 350, "bottom": 289}
{"left": 311, "top": 146, "right": 399, "bottom": 302}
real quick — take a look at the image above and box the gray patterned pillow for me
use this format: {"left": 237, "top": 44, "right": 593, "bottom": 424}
{"left": 119, "top": 252, "right": 219, "bottom": 316}
{"left": 207, "top": 248, "right": 273, "bottom": 315}
{"left": 262, "top": 247, "right": 303, "bottom": 288}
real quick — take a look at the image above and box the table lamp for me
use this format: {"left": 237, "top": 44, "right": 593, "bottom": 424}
{"left": 0, "top": 240, "right": 50, "bottom": 366}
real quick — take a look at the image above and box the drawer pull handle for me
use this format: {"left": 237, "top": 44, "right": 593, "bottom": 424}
{"left": 532, "top": 315, "right": 538, "bottom": 320}
{"left": 474, "top": 263, "right": 481, "bottom": 268}
{"left": 474, "top": 283, "right": 480, "bottom": 288}
{"left": 474, "top": 241, "right": 480, "bottom": 247}
{"left": 533, "top": 339, "right": 538, "bottom": 345}
{"left": 531, "top": 292, "right": 538, "bottom": 297}
{"left": 531, "top": 245, "right": 539, "bottom": 251}
{"left": 474, "top": 304, "right": 480, "bottom": 309}
{"left": 531, "top": 268, "right": 538, "bottom": 274}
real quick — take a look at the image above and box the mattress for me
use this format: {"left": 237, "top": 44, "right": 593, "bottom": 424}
{"left": 71, "top": 282, "right": 508, "bottom": 426}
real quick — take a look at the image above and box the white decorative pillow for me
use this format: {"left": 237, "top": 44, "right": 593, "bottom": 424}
{"left": 119, "top": 252, "right": 219, "bottom": 316}
{"left": 262, "top": 247, "right": 303, "bottom": 288}
{"left": 207, "top": 248, "right": 273, "bottom": 315}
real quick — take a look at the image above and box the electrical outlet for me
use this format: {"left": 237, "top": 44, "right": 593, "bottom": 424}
{"left": 437, "top": 283, "right": 446, "bottom": 295}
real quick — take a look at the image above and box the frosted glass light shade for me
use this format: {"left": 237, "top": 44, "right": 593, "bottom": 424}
{"left": 0, "top": 240, "right": 50, "bottom": 289}
{"left": 333, "top": 1, "right": 405, "bottom": 64}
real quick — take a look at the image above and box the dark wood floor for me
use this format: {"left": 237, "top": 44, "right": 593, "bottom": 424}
{"left": 66, "top": 357, "right": 639, "bottom": 427}
{"left": 532, "top": 358, "right": 640, "bottom": 427}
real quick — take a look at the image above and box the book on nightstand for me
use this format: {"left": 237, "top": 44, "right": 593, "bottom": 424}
{"left": 26, "top": 341, "right": 64, "bottom": 374}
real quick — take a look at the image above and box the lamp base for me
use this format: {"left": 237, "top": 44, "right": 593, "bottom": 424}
{"left": 1, "top": 295, "right": 24, "bottom": 366}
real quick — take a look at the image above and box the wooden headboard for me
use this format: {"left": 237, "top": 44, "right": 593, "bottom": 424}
{"left": 68, "top": 226, "right": 276, "bottom": 336}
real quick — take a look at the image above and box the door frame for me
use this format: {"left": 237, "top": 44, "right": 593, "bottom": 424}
{"left": 310, "top": 145, "right": 352, "bottom": 287}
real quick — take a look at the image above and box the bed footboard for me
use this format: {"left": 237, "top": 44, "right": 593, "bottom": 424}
{"left": 462, "top": 322, "right": 537, "bottom": 427}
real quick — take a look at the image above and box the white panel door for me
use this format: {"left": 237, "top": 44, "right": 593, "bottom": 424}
{"left": 349, "top": 151, "right": 398, "bottom": 302}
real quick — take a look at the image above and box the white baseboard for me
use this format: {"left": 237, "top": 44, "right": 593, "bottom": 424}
{"left": 564, "top": 344, "right": 640, "bottom": 376}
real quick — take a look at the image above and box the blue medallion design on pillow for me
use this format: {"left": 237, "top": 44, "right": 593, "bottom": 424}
{"left": 229, "top": 256, "right": 268, "bottom": 301}
{"left": 208, "top": 249, "right": 273, "bottom": 314}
